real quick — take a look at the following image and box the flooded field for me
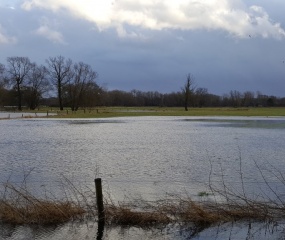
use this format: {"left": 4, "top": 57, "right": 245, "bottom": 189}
{"left": 1, "top": 116, "right": 285, "bottom": 239}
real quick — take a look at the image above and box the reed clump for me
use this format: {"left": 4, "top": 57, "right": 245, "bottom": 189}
{"left": 2, "top": 168, "right": 285, "bottom": 229}
{"left": 175, "top": 200, "right": 272, "bottom": 224}
{"left": 103, "top": 194, "right": 282, "bottom": 229}
{"left": 0, "top": 183, "right": 86, "bottom": 225}
{"left": 105, "top": 204, "right": 170, "bottom": 226}
{"left": 1, "top": 183, "right": 284, "bottom": 227}
{"left": 0, "top": 200, "right": 85, "bottom": 225}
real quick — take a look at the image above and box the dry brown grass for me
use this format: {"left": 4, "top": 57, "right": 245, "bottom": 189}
{"left": 105, "top": 204, "right": 170, "bottom": 226}
{"left": 0, "top": 200, "right": 85, "bottom": 225}
{"left": 1, "top": 182, "right": 284, "bottom": 227}
{"left": 175, "top": 200, "right": 270, "bottom": 224}
{"left": 2, "top": 168, "right": 285, "bottom": 229}
{"left": 103, "top": 194, "right": 282, "bottom": 229}
{"left": 0, "top": 183, "right": 86, "bottom": 225}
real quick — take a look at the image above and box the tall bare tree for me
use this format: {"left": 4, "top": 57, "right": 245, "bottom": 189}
{"left": 6, "top": 57, "right": 33, "bottom": 110}
{"left": 242, "top": 91, "right": 255, "bottom": 107}
{"left": 229, "top": 90, "right": 242, "bottom": 107}
{"left": 195, "top": 87, "right": 208, "bottom": 107}
{"left": 24, "top": 64, "right": 50, "bottom": 110}
{"left": 46, "top": 56, "right": 72, "bottom": 110}
{"left": 0, "top": 63, "right": 6, "bottom": 106}
{"left": 81, "top": 81, "right": 102, "bottom": 108}
{"left": 0, "top": 63, "right": 5, "bottom": 86}
{"left": 0, "top": 63, "right": 4, "bottom": 76}
{"left": 66, "top": 62, "right": 98, "bottom": 111}
{"left": 182, "top": 73, "right": 195, "bottom": 111}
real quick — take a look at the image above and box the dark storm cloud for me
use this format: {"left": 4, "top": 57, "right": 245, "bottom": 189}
{"left": 0, "top": 0, "right": 285, "bottom": 96}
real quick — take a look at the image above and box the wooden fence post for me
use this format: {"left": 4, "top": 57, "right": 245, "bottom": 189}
{"left": 95, "top": 178, "right": 105, "bottom": 222}
{"left": 97, "top": 219, "right": 105, "bottom": 240}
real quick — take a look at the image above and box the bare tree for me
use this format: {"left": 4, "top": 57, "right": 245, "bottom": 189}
{"left": 66, "top": 62, "right": 98, "bottom": 111}
{"left": 242, "top": 91, "right": 255, "bottom": 107}
{"left": 24, "top": 64, "right": 50, "bottom": 110}
{"left": 46, "top": 56, "right": 72, "bottom": 110}
{"left": 0, "top": 63, "right": 5, "bottom": 86}
{"left": 81, "top": 81, "right": 102, "bottom": 108}
{"left": 0, "top": 63, "right": 4, "bottom": 75}
{"left": 6, "top": 57, "right": 33, "bottom": 110}
{"left": 229, "top": 90, "right": 242, "bottom": 107}
{"left": 0, "top": 63, "right": 6, "bottom": 106}
{"left": 195, "top": 87, "right": 208, "bottom": 107}
{"left": 182, "top": 73, "right": 195, "bottom": 111}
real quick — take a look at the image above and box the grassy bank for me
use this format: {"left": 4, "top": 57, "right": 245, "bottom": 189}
{"left": 29, "top": 107, "right": 285, "bottom": 118}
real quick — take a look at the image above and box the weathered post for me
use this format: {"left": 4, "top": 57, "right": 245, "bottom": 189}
{"left": 97, "top": 220, "right": 105, "bottom": 240}
{"left": 95, "top": 178, "right": 105, "bottom": 221}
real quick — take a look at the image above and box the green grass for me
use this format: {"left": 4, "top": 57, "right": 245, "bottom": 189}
{"left": 43, "top": 107, "right": 285, "bottom": 118}
{"left": 4, "top": 106, "right": 285, "bottom": 118}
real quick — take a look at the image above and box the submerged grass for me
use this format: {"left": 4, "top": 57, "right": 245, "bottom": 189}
{"left": 102, "top": 195, "right": 283, "bottom": 230}
{"left": 0, "top": 183, "right": 86, "bottom": 225}
{"left": 0, "top": 181, "right": 285, "bottom": 227}
{"left": 1, "top": 167, "right": 285, "bottom": 230}
{"left": 105, "top": 204, "right": 170, "bottom": 226}
{"left": 0, "top": 200, "right": 85, "bottom": 225}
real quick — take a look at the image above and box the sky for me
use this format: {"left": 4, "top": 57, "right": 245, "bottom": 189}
{"left": 0, "top": 0, "right": 285, "bottom": 97}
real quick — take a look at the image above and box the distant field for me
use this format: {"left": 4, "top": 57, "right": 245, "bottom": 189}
{"left": 35, "top": 107, "right": 285, "bottom": 118}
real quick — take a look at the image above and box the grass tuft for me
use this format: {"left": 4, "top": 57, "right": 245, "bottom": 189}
{"left": 0, "top": 200, "right": 85, "bottom": 225}
{"left": 105, "top": 204, "right": 170, "bottom": 226}
{"left": 2, "top": 166, "right": 285, "bottom": 230}
{"left": 0, "top": 182, "right": 86, "bottom": 225}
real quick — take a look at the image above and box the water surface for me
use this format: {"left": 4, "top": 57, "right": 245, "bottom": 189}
{"left": 1, "top": 116, "right": 285, "bottom": 239}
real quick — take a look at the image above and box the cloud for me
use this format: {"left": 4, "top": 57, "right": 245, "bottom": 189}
{"left": 116, "top": 25, "right": 148, "bottom": 40}
{"left": 0, "top": 0, "right": 17, "bottom": 9}
{"left": 21, "top": 0, "right": 285, "bottom": 39}
{"left": 34, "top": 18, "right": 66, "bottom": 44}
{"left": 0, "top": 25, "right": 17, "bottom": 44}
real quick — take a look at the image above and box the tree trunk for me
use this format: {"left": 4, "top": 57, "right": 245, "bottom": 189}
{"left": 184, "top": 90, "right": 189, "bottom": 111}
{"left": 17, "top": 81, "right": 22, "bottom": 111}
{"left": 58, "top": 84, "right": 63, "bottom": 110}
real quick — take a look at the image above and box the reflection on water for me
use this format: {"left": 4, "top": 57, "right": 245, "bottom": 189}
{"left": 1, "top": 116, "right": 285, "bottom": 239}
{"left": 1, "top": 221, "right": 285, "bottom": 240}
{"left": 183, "top": 117, "right": 285, "bottom": 129}
{"left": 0, "top": 116, "right": 285, "bottom": 199}
{"left": 67, "top": 119, "right": 126, "bottom": 125}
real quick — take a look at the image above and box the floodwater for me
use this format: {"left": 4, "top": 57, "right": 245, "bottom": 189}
{"left": 1, "top": 115, "right": 285, "bottom": 239}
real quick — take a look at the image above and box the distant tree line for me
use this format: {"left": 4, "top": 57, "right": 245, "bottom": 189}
{"left": 1, "top": 56, "right": 285, "bottom": 110}
{"left": 99, "top": 89, "right": 285, "bottom": 108}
